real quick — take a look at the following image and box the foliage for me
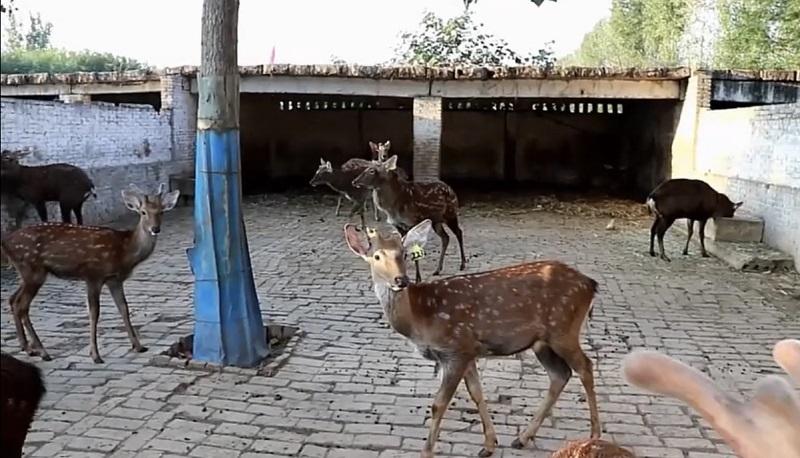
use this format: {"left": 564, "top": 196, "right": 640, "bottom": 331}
{"left": 564, "top": 0, "right": 799, "bottom": 69}
{"left": 1, "top": 10, "right": 147, "bottom": 74}
{"left": 715, "top": 0, "right": 800, "bottom": 68}
{"left": 391, "top": 10, "right": 556, "bottom": 68}
{"left": 463, "top": 0, "right": 556, "bottom": 8}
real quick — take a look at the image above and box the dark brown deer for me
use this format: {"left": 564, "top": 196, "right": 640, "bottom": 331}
{"left": 340, "top": 140, "right": 408, "bottom": 222}
{"left": 343, "top": 220, "right": 601, "bottom": 458}
{"left": 0, "top": 149, "right": 96, "bottom": 226}
{"left": 310, "top": 158, "right": 371, "bottom": 228}
{"left": 623, "top": 339, "right": 800, "bottom": 458}
{"left": 352, "top": 155, "right": 466, "bottom": 283}
{"left": 646, "top": 178, "right": 742, "bottom": 261}
{"left": 1, "top": 352, "right": 46, "bottom": 458}
{"left": 1, "top": 183, "right": 180, "bottom": 363}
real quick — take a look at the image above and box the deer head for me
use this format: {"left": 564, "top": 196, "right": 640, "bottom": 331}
{"left": 309, "top": 158, "right": 334, "bottom": 187}
{"left": 344, "top": 219, "right": 433, "bottom": 290}
{"left": 0, "top": 150, "right": 32, "bottom": 178}
{"left": 352, "top": 155, "right": 398, "bottom": 190}
{"left": 121, "top": 183, "right": 180, "bottom": 236}
{"left": 369, "top": 140, "right": 392, "bottom": 162}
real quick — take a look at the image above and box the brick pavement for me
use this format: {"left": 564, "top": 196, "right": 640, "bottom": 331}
{"left": 2, "top": 192, "right": 798, "bottom": 458}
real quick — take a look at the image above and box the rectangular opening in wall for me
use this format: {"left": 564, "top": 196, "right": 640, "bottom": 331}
{"left": 90, "top": 92, "right": 161, "bottom": 111}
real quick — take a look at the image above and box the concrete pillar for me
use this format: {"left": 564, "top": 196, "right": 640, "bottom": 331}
{"left": 670, "top": 69, "right": 712, "bottom": 179}
{"left": 161, "top": 75, "right": 197, "bottom": 164}
{"left": 59, "top": 94, "right": 90, "bottom": 104}
{"left": 412, "top": 96, "right": 442, "bottom": 181}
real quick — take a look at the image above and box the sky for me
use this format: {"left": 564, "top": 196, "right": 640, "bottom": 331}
{"left": 1, "top": 0, "right": 612, "bottom": 67}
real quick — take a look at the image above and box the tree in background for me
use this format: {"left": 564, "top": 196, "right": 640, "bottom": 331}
{"left": 391, "top": 9, "right": 556, "bottom": 68}
{"left": 1, "top": 10, "right": 149, "bottom": 74}
{"left": 563, "top": 0, "right": 799, "bottom": 69}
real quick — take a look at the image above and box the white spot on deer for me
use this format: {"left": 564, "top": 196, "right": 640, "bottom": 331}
{"left": 491, "top": 309, "right": 500, "bottom": 316}
{"left": 438, "top": 312, "right": 451, "bottom": 320}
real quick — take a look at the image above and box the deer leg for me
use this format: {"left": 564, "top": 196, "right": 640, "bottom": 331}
{"left": 74, "top": 201, "right": 85, "bottom": 225}
{"left": 34, "top": 202, "right": 48, "bottom": 223}
{"left": 649, "top": 217, "right": 659, "bottom": 257}
{"left": 512, "top": 343, "right": 571, "bottom": 449}
{"left": 85, "top": 281, "right": 104, "bottom": 363}
{"left": 657, "top": 217, "right": 675, "bottom": 262}
{"left": 8, "top": 287, "right": 29, "bottom": 352}
{"left": 446, "top": 218, "right": 467, "bottom": 271}
{"left": 106, "top": 280, "right": 147, "bottom": 353}
{"left": 335, "top": 195, "right": 342, "bottom": 216}
{"left": 431, "top": 223, "right": 449, "bottom": 277}
{"left": 683, "top": 219, "right": 694, "bottom": 255}
{"left": 553, "top": 343, "right": 602, "bottom": 439}
{"left": 15, "top": 271, "right": 50, "bottom": 360}
{"left": 422, "top": 359, "right": 469, "bottom": 458}
{"left": 698, "top": 219, "right": 710, "bottom": 257}
{"left": 463, "top": 361, "right": 498, "bottom": 457}
{"left": 59, "top": 202, "right": 72, "bottom": 224}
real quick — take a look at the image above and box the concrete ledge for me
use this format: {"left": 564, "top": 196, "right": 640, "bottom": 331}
{"left": 704, "top": 240, "right": 795, "bottom": 272}
{"left": 708, "top": 216, "right": 764, "bottom": 242}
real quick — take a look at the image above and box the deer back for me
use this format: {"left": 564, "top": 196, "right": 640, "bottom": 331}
{"left": 394, "top": 261, "right": 597, "bottom": 357}
{"left": 2, "top": 223, "right": 144, "bottom": 281}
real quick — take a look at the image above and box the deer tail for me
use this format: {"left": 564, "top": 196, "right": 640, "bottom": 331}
{"left": 586, "top": 277, "right": 599, "bottom": 320}
{"left": 645, "top": 197, "right": 662, "bottom": 218}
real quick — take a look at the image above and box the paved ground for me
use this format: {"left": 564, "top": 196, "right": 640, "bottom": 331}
{"left": 2, "top": 191, "right": 799, "bottom": 458}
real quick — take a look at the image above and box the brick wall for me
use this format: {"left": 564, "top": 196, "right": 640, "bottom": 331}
{"left": 0, "top": 79, "right": 195, "bottom": 231}
{"left": 412, "top": 97, "right": 442, "bottom": 181}
{"left": 695, "top": 102, "right": 800, "bottom": 268}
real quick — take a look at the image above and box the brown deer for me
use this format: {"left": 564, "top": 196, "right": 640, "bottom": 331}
{"left": 310, "top": 158, "right": 371, "bottom": 228}
{"left": 352, "top": 155, "right": 466, "bottom": 283}
{"left": 343, "top": 220, "right": 601, "bottom": 458}
{"left": 1, "top": 352, "right": 46, "bottom": 458}
{"left": 340, "top": 140, "right": 407, "bottom": 222}
{"left": 623, "top": 339, "right": 800, "bottom": 458}
{"left": 1, "top": 183, "right": 180, "bottom": 363}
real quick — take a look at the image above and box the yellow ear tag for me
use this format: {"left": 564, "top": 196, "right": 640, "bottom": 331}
{"left": 410, "top": 243, "right": 425, "bottom": 261}
{"left": 366, "top": 227, "right": 377, "bottom": 238}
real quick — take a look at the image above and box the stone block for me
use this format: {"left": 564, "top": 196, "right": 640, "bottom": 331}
{"left": 708, "top": 216, "right": 764, "bottom": 242}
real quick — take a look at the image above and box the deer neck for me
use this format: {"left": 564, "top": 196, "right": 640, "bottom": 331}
{"left": 373, "top": 282, "right": 414, "bottom": 339}
{"left": 375, "top": 173, "right": 409, "bottom": 211}
{"left": 123, "top": 218, "right": 158, "bottom": 268}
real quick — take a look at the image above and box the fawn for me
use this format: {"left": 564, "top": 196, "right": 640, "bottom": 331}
{"left": 339, "top": 140, "right": 407, "bottom": 222}
{"left": 344, "top": 220, "right": 601, "bottom": 458}
{"left": 1, "top": 183, "right": 180, "bottom": 363}
{"left": 310, "top": 158, "right": 372, "bottom": 228}
{"left": 352, "top": 155, "right": 466, "bottom": 283}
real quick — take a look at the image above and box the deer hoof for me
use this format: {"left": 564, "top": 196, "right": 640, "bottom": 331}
{"left": 40, "top": 353, "right": 53, "bottom": 362}
{"left": 682, "top": 249, "right": 689, "bottom": 255}
{"left": 432, "top": 270, "right": 442, "bottom": 276}
{"left": 92, "top": 356, "right": 105, "bottom": 364}
{"left": 660, "top": 255, "right": 671, "bottom": 262}
{"left": 478, "top": 447, "right": 495, "bottom": 457}
{"left": 510, "top": 438, "right": 527, "bottom": 449}
{"left": 134, "top": 345, "right": 148, "bottom": 353}
{"left": 701, "top": 252, "right": 710, "bottom": 258}
{"left": 649, "top": 250, "right": 656, "bottom": 257}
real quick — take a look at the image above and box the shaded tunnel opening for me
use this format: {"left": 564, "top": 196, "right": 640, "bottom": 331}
{"left": 441, "top": 98, "right": 681, "bottom": 201}
{"left": 239, "top": 93, "right": 413, "bottom": 195}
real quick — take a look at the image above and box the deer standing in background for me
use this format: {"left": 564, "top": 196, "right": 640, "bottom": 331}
{"left": 0, "top": 150, "right": 96, "bottom": 226}
{"left": 624, "top": 339, "right": 800, "bottom": 458}
{"left": 343, "top": 220, "right": 601, "bottom": 458}
{"left": 339, "top": 140, "right": 408, "bottom": 221}
{"left": 352, "top": 155, "right": 466, "bottom": 282}
{"left": 310, "top": 158, "right": 371, "bottom": 229}
{"left": 1, "top": 183, "right": 180, "bottom": 363}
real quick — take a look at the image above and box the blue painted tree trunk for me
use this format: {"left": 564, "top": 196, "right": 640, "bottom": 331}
{"left": 189, "top": 0, "right": 268, "bottom": 367}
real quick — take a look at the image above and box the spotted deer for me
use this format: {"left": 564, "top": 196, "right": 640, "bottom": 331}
{"left": 624, "top": 339, "right": 800, "bottom": 458}
{"left": 1, "top": 183, "right": 180, "bottom": 363}
{"left": 310, "top": 158, "right": 372, "bottom": 228}
{"left": 339, "top": 140, "right": 408, "bottom": 222}
{"left": 343, "top": 220, "right": 601, "bottom": 458}
{"left": 352, "top": 155, "right": 466, "bottom": 283}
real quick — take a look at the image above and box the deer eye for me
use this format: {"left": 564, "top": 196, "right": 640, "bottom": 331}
{"left": 373, "top": 254, "right": 380, "bottom": 261}
{"left": 369, "top": 169, "right": 376, "bottom": 174}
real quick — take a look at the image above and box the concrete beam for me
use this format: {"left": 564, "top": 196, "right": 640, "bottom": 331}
{"left": 194, "top": 75, "right": 432, "bottom": 98}
{"left": 431, "top": 79, "right": 682, "bottom": 99}
{"left": 0, "top": 80, "right": 162, "bottom": 96}
{"left": 712, "top": 80, "right": 799, "bottom": 104}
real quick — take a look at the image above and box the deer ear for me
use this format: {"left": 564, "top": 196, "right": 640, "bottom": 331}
{"left": 344, "top": 224, "right": 370, "bottom": 259}
{"left": 121, "top": 189, "right": 143, "bottom": 212}
{"left": 383, "top": 140, "right": 391, "bottom": 151}
{"left": 383, "top": 155, "right": 398, "bottom": 171}
{"left": 160, "top": 190, "right": 180, "bottom": 212}
{"left": 157, "top": 182, "right": 167, "bottom": 196}
{"left": 733, "top": 201, "right": 743, "bottom": 210}
{"left": 369, "top": 142, "right": 378, "bottom": 152}
{"left": 320, "top": 157, "right": 326, "bottom": 165}
{"left": 402, "top": 219, "right": 434, "bottom": 252}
